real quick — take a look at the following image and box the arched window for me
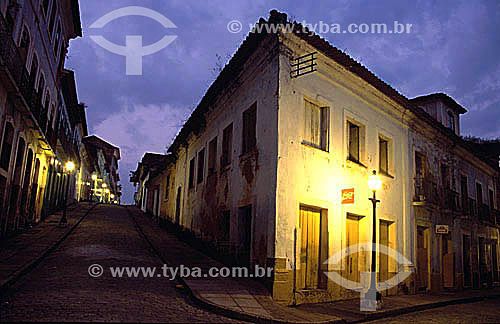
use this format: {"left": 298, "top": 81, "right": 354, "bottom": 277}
{"left": 0, "top": 122, "right": 14, "bottom": 171}
{"left": 19, "top": 25, "right": 31, "bottom": 62}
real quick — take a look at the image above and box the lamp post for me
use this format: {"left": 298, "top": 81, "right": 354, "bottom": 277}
{"left": 367, "top": 170, "right": 382, "bottom": 309}
{"left": 101, "top": 183, "right": 107, "bottom": 203}
{"left": 59, "top": 161, "right": 75, "bottom": 226}
{"left": 91, "top": 174, "right": 97, "bottom": 201}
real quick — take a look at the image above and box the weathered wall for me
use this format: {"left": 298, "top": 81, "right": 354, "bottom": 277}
{"left": 169, "top": 34, "right": 280, "bottom": 268}
{"left": 274, "top": 32, "right": 413, "bottom": 303}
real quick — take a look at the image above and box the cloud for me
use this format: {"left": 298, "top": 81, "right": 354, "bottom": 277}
{"left": 91, "top": 103, "right": 190, "bottom": 203}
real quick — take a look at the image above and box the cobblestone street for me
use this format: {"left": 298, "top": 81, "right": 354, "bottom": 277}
{"left": 368, "top": 299, "right": 500, "bottom": 324}
{"left": 0, "top": 205, "right": 241, "bottom": 322}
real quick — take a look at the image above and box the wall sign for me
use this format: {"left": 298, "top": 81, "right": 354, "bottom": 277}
{"left": 342, "top": 188, "right": 355, "bottom": 204}
{"left": 436, "top": 225, "right": 449, "bottom": 234}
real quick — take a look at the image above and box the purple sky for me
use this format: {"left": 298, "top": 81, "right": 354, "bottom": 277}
{"left": 65, "top": 0, "right": 500, "bottom": 204}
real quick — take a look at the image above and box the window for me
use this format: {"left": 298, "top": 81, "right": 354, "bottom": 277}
{"left": 379, "top": 137, "right": 389, "bottom": 175}
{"left": 197, "top": 148, "right": 205, "bottom": 184}
{"left": 188, "top": 157, "right": 195, "bottom": 189}
{"left": 19, "top": 26, "right": 30, "bottom": 60}
{"left": 165, "top": 174, "right": 170, "bottom": 200}
{"left": 242, "top": 103, "right": 257, "bottom": 154}
{"left": 348, "top": 122, "right": 360, "bottom": 162}
{"left": 42, "top": 0, "right": 50, "bottom": 16}
{"left": 476, "top": 183, "right": 483, "bottom": 205}
{"left": 44, "top": 90, "right": 50, "bottom": 110}
{"left": 37, "top": 73, "right": 45, "bottom": 95}
{"left": 304, "top": 99, "right": 329, "bottom": 151}
{"left": 441, "top": 164, "right": 450, "bottom": 189}
{"left": 489, "top": 189, "right": 495, "bottom": 209}
{"left": 448, "top": 111, "right": 455, "bottom": 132}
{"left": 208, "top": 137, "right": 217, "bottom": 175}
{"left": 53, "top": 22, "right": 61, "bottom": 54}
{"left": 221, "top": 123, "right": 233, "bottom": 167}
{"left": 48, "top": 1, "right": 57, "bottom": 37}
{"left": 217, "top": 210, "right": 230, "bottom": 241}
{"left": 0, "top": 122, "right": 14, "bottom": 171}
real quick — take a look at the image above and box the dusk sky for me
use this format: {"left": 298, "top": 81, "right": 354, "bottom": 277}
{"left": 65, "top": 0, "right": 500, "bottom": 204}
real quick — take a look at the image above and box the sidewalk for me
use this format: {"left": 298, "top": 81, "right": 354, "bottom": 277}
{"left": 128, "top": 207, "right": 341, "bottom": 324}
{"left": 0, "top": 202, "right": 97, "bottom": 293}
{"left": 129, "top": 207, "right": 500, "bottom": 324}
{"left": 296, "top": 288, "right": 500, "bottom": 323}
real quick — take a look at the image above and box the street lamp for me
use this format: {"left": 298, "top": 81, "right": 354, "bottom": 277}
{"left": 367, "top": 170, "right": 382, "bottom": 309}
{"left": 59, "top": 161, "right": 75, "bottom": 226}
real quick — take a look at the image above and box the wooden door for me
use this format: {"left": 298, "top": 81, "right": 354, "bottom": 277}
{"left": 416, "top": 226, "right": 429, "bottom": 291}
{"left": 299, "top": 207, "right": 320, "bottom": 289}
{"left": 463, "top": 235, "right": 472, "bottom": 287}
{"left": 346, "top": 216, "right": 359, "bottom": 283}
{"left": 379, "top": 221, "right": 390, "bottom": 282}
{"left": 442, "top": 234, "right": 455, "bottom": 288}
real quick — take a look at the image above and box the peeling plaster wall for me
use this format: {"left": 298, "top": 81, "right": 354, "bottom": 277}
{"left": 410, "top": 124, "right": 499, "bottom": 292}
{"left": 170, "top": 35, "right": 279, "bottom": 267}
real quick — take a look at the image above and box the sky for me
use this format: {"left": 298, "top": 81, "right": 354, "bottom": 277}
{"left": 65, "top": 0, "right": 500, "bottom": 204}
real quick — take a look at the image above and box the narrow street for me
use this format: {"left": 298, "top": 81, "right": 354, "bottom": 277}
{"left": 367, "top": 299, "right": 500, "bottom": 324}
{"left": 0, "top": 205, "right": 240, "bottom": 323}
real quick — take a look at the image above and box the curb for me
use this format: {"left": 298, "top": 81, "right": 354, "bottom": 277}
{"left": 349, "top": 293, "right": 500, "bottom": 323}
{"left": 0, "top": 203, "right": 99, "bottom": 295}
{"left": 127, "top": 207, "right": 345, "bottom": 324}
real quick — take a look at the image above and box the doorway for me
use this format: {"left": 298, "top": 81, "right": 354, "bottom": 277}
{"left": 416, "top": 226, "right": 430, "bottom": 291}
{"left": 237, "top": 205, "right": 252, "bottom": 267}
{"left": 463, "top": 234, "right": 472, "bottom": 287}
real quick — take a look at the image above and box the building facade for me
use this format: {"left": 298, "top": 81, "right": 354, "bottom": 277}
{"left": 0, "top": 0, "right": 83, "bottom": 236}
{"left": 132, "top": 11, "right": 499, "bottom": 305}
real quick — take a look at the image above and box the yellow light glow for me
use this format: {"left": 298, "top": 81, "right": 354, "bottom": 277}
{"left": 102, "top": 183, "right": 107, "bottom": 188}
{"left": 91, "top": 174, "right": 97, "bottom": 181}
{"left": 65, "top": 161, "right": 75, "bottom": 172}
{"left": 110, "top": 194, "right": 115, "bottom": 199}
{"left": 105, "top": 188, "right": 110, "bottom": 193}
{"left": 368, "top": 170, "right": 382, "bottom": 192}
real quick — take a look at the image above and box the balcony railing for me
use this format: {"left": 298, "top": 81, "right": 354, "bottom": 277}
{"left": 0, "top": 12, "right": 48, "bottom": 138}
{"left": 478, "top": 204, "right": 492, "bottom": 223}
{"left": 444, "top": 188, "right": 460, "bottom": 212}
{"left": 414, "top": 176, "right": 439, "bottom": 205}
{"left": 493, "top": 209, "right": 500, "bottom": 225}
{"left": 463, "top": 198, "right": 477, "bottom": 218}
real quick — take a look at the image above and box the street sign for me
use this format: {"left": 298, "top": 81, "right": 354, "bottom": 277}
{"left": 436, "top": 225, "right": 449, "bottom": 234}
{"left": 342, "top": 188, "right": 355, "bottom": 204}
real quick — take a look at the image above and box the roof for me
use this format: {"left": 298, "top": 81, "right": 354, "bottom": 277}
{"left": 83, "top": 135, "right": 120, "bottom": 161}
{"left": 130, "top": 153, "right": 174, "bottom": 183}
{"left": 410, "top": 93, "right": 468, "bottom": 114}
{"left": 166, "top": 10, "right": 497, "bottom": 171}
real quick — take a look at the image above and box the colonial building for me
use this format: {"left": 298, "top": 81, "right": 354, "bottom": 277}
{"left": 0, "top": 0, "right": 83, "bottom": 235}
{"left": 132, "top": 11, "right": 499, "bottom": 305}
{"left": 409, "top": 93, "right": 499, "bottom": 292}
{"left": 130, "top": 152, "right": 172, "bottom": 213}
{"left": 82, "top": 135, "right": 121, "bottom": 204}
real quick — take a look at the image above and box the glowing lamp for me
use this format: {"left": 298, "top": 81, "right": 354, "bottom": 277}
{"left": 368, "top": 170, "right": 382, "bottom": 192}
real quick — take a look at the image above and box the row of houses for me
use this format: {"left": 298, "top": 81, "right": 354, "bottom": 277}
{"left": 131, "top": 10, "right": 500, "bottom": 305}
{"left": 0, "top": 0, "right": 120, "bottom": 238}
